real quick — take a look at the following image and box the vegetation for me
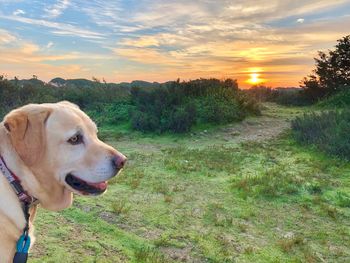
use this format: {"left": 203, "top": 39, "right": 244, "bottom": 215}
{"left": 301, "top": 35, "right": 350, "bottom": 102}
{"left": 292, "top": 110, "right": 350, "bottom": 160}
{"left": 0, "top": 77, "right": 260, "bottom": 133}
{"left": 0, "top": 75, "right": 130, "bottom": 119}
{"left": 246, "top": 35, "right": 350, "bottom": 107}
{"left": 30, "top": 104, "right": 350, "bottom": 262}
{"left": 317, "top": 89, "right": 350, "bottom": 108}
{"left": 289, "top": 36, "right": 350, "bottom": 160}
{"left": 1, "top": 34, "right": 349, "bottom": 263}
{"left": 246, "top": 86, "right": 311, "bottom": 106}
{"left": 131, "top": 79, "right": 260, "bottom": 133}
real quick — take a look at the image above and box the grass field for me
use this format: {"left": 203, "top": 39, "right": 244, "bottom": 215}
{"left": 30, "top": 103, "right": 350, "bottom": 263}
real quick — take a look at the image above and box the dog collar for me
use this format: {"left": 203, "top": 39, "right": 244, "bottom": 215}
{"left": 0, "top": 155, "right": 37, "bottom": 205}
{"left": 0, "top": 155, "right": 36, "bottom": 263}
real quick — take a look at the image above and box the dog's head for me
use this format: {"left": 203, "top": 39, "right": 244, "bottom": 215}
{"left": 3, "top": 101, "right": 126, "bottom": 208}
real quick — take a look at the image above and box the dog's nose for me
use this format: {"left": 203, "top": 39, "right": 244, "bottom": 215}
{"left": 112, "top": 153, "right": 127, "bottom": 170}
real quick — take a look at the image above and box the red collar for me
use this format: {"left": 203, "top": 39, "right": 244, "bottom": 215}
{"left": 0, "top": 156, "right": 37, "bottom": 205}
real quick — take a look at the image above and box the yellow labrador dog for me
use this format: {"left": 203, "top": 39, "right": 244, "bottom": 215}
{"left": 0, "top": 101, "right": 126, "bottom": 262}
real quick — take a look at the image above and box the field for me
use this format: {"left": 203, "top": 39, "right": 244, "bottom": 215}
{"left": 30, "top": 103, "right": 350, "bottom": 263}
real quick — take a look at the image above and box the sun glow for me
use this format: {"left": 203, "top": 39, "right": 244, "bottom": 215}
{"left": 248, "top": 73, "right": 262, "bottom": 85}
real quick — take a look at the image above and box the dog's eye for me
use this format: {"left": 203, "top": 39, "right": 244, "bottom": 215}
{"left": 68, "top": 134, "right": 83, "bottom": 145}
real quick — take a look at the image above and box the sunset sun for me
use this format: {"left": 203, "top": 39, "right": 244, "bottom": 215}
{"left": 248, "top": 73, "right": 262, "bottom": 85}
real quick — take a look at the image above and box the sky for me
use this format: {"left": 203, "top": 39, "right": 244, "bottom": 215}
{"left": 0, "top": 0, "right": 349, "bottom": 88}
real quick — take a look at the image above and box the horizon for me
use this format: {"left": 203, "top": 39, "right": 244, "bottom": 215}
{"left": 7, "top": 75, "right": 304, "bottom": 89}
{"left": 1, "top": 1, "right": 350, "bottom": 88}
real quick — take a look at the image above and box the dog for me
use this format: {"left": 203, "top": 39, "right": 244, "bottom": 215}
{"left": 0, "top": 101, "right": 126, "bottom": 262}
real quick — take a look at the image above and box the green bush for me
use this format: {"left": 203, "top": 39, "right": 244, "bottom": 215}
{"left": 317, "top": 88, "right": 350, "bottom": 108}
{"left": 0, "top": 77, "right": 130, "bottom": 123}
{"left": 130, "top": 79, "right": 260, "bottom": 133}
{"left": 131, "top": 110, "right": 159, "bottom": 132}
{"left": 162, "top": 104, "right": 196, "bottom": 133}
{"left": 197, "top": 96, "right": 244, "bottom": 124}
{"left": 87, "top": 102, "right": 133, "bottom": 126}
{"left": 291, "top": 110, "right": 350, "bottom": 160}
{"left": 0, "top": 77, "right": 260, "bottom": 134}
{"left": 244, "top": 86, "right": 312, "bottom": 106}
{"left": 273, "top": 89, "right": 311, "bottom": 106}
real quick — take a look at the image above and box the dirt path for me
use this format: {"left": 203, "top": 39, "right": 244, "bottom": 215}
{"left": 112, "top": 103, "right": 305, "bottom": 152}
{"left": 220, "top": 103, "right": 303, "bottom": 143}
{"left": 192, "top": 103, "right": 305, "bottom": 146}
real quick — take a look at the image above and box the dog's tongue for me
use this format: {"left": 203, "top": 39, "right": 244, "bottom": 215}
{"left": 86, "top": 181, "right": 107, "bottom": 190}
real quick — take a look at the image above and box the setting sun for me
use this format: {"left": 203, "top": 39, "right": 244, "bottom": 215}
{"left": 248, "top": 73, "right": 262, "bottom": 85}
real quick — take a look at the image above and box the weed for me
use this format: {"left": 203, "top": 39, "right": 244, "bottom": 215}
{"left": 320, "top": 203, "right": 339, "bottom": 218}
{"left": 232, "top": 163, "right": 304, "bottom": 197}
{"left": 115, "top": 167, "right": 145, "bottom": 188}
{"left": 153, "top": 181, "right": 170, "bottom": 195}
{"left": 335, "top": 191, "right": 350, "bottom": 208}
{"left": 164, "top": 195, "right": 173, "bottom": 203}
{"left": 204, "top": 203, "right": 233, "bottom": 227}
{"left": 237, "top": 222, "right": 248, "bottom": 233}
{"left": 134, "top": 246, "right": 169, "bottom": 263}
{"left": 306, "top": 181, "right": 323, "bottom": 194}
{"left": 111, "top": 199, "right": 131, "bottom": 215}
{"left": 277, "top": 235, "right": 304, "bottom": 253}
{"left": 154, "top": 237, "right": 171, "bottom": 248}
{"left": 164, "top": 146, "right": 243, "bottom": 174}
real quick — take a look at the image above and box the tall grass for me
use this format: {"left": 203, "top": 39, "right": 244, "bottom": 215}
{"left": 291, "top": 110, "right": 350, "bottom": 160}
{"left": 317, "top": 89, "right": 350, "bottom": 108}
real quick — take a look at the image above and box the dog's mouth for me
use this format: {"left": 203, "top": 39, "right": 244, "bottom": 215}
{"left": 65, "top": 173, "right": 107, "bottom": 196}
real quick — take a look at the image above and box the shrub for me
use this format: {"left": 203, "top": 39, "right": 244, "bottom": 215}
{"left": 131, "top": 110, "right": 159, "bottom": 132}
{"left": 244, "top": 86, "right": 274, "bottom": 102}
{"left": 130, "top": 79, "right": 260, "bottom": 133}
{"left": 0, "top": 77, "right": 260, "bottom": 134}
{"left": 197, "top": 96, "right": 244, "bottom": 124}
{"left": 87, "top": 102, "right": 133, "bottom": 126}
{"left": 317, "top": 88, "right": 350, "bottom": 108}
{"left": 291, "top": 110, "right": 350, "bottom": 160}
{"left": 244, "top": 86, "right": 312, "bottom": 106}
{"left": 273, "top": 89, "right": 311, "bottom": 106}
{"left": 163, "top": 104, "right": 196, "bottom": 133}
{"left": 0, "top": 77, "right": 131, "bottom": 125}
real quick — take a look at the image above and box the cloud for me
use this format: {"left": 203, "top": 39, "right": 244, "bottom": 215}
{"left": 112, "top": 12, "right": 349, "bottom": 86}
{"left": 86, "top": 0, "right": 348, "bottom": 32}
{"left": 46, "top": 41, "right": 54, "bottom": 48}
{"left": 21, "top": 43, "right": 40, "bottom": 54}
{"left": 1, "top": 0, "right": 350, "bottom": 87}
{"left": 114, "top": 48, "right": 175, "bottom": 66}
{"left": 0, "top": 38, "right": 114, "bottom": 81}
{"left": 0, "top": 29, "right": 16, "bottom": 44}
{"left": 76, "top": 1, "right": 127, "bottom": 30}
{"left": 119, "top": 33, "right": 193, "bottom": 48}
{"left": 0, "top": 14, "right": 105, "bottom": 39}
{"left": 13, "top": 9, "right": 25, "bottom": 16}
{"left": 44, "top": 0, "right": 70, "bottom": 19}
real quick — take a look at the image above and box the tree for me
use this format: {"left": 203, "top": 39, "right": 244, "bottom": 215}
{"left": 92, "top": 76, "right": 100, "bottom": 83}
{"left": 301, "top": 35, "right": 350, "bottom": 100}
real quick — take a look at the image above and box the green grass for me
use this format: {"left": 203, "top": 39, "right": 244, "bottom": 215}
{"left": 317, "top": 89, "right": 350, "bottom": 109}
{"left": 30, "top": 103, "right": 350, "bottom": 262}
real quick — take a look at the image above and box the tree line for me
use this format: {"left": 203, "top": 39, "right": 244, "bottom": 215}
{"left": 0, "top": 76, "right": 260, "bottom": 133}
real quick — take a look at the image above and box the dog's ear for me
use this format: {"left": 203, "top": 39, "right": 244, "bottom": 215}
{"left": 4, "top": 108, "right": 52, "bottom": 167}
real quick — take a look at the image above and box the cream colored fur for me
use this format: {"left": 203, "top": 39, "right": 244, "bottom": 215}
{"left": 0, "top": 101, "right": 125, "bottom": 262}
